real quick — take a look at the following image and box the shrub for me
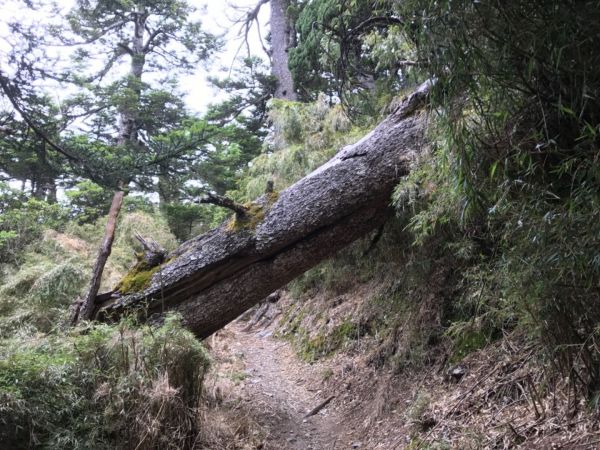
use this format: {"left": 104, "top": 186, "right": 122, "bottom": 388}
{"left": 65, "top": 180, "right": 113, "bottom": 225}
{"left": 0, "top": 211, "right": 178, "bottom": 336}
{"left": 0, "top": 185, "right": 69, "bottom": 264}
{"left": 391, "top": 0, "right": 600, "bottom": 394}
{"left": 0, "top": 315, "right": 210, "bottom": 450}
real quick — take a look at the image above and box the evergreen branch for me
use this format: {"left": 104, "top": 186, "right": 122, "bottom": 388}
{"left": 0, "top": 72, "right": 81, "bottom": 163}
{"left": 346, "top": 16, "right": 404, "bottom": 40}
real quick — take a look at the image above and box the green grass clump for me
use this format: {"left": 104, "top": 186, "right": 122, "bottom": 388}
{"left": 226, "top": 192, "right": 280, "bottom": 232}
{"left": 295, "top": 321, "right": 367, "bottom": 362}
{"left": 0, "top": 206, "right": 206, "bottom": 449}
{"left": 0, "top": 314, "right": 209, "bottom": 450}
{"left": 0, "top": 211, "right": 179, "bottom": 337}
{"left": 0, "top": 257, "right": 87, "bottom": 337}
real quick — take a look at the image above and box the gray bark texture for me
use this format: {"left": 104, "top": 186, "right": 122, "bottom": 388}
{"left": 270, "top": 0, "right": 297, "bottom": 100}
{"left": 91, "top": 81, "right": 432, "bottom": 338}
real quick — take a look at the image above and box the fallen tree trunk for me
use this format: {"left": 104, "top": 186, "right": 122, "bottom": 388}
{"left": 89, "top": 81, "right": 432, "bottom": 338}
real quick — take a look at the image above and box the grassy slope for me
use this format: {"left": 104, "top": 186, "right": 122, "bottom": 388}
{"left": 0, "top": 211, "right": 213, "bottom": 449}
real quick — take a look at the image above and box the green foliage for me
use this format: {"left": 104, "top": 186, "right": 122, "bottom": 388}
{"left": 0, "top": 200, "right": 195, "bottom": 448}
{"left": 289, "top": 0, "right": 415, "bottom": 114}
{"left": 0, "top": 210, "right": 177, "bottom": 337}
{"left": 206, "top": 56, "right": 275, "bottom": 140}
{"left": 3, "top": 0, "right": 222, "bottom": 201}
{"left": 114, "top": 262, "right": 160, "bottom": 294}
{"left": 0, "top": 314, "right": 210, "bottom": 449}
{"left": 0, "top": 185, "right": 69, "bottom": 263}
{"left": 65, "top": 180, "right": 113, "bottom": 224}
{"left": 389, "top": 0, "right": 600, "bottom": 392}
{"left": 0, "top": 97, "right": 65, "bottom": 201}
{"left": 65, "top": 187, "right": 154, "bottom": 227}
{"left": 233, "top": 96, "right": 366, "bottom": 202}
{"left": 161, "top": 203, "right": 213, "bottom": 242}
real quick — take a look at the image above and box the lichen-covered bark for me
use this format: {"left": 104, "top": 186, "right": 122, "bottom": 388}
{"left": 92, "top": 81, "right": 432, "bottom": 338}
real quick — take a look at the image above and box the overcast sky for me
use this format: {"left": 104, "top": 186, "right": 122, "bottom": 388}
{"left": 0, "top": 0, "right": 270, "bottom": 114}
{"left": 183, "top": 1, "right": 270, "bottom": 113}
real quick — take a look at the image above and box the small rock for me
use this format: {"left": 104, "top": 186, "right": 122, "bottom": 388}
{"left": 351, "top": 442, "right": 362, "bottom": 449}
{"left": 447, "top": 364, "right": 467, "bottom": 381}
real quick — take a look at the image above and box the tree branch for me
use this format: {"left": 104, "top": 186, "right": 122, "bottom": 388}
{"left": 143, "top": 27, "right": 164, "bottom": 52}
{"left": 346, "top": 16, "right": 404, "bottom": 40}
{"left": 0, "top": 72, "right": 81, "bottom": 162}
{"left": 197, "top": 192, "right": 249, "bottom": 217}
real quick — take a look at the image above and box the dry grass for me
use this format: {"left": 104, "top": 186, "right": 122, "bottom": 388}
{"left": 393, "top": 333, "right": 600, "bottom": 449}
{"left": 195, "top": 329, "right": 268, "bottom": 450}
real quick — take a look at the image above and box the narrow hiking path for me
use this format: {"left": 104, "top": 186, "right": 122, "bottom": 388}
{"left": 211, "top": 320, "right": 363, "bottom": 450}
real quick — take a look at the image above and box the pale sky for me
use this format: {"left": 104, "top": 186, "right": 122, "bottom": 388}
{"left": 0, "top": 0, "right": 270, "bottom": 114}
{"left": 182, "top": 0, "right": 271, "bottom": 113}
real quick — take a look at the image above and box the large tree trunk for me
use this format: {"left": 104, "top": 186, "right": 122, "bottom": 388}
{"left": 91, "top": 81, "right": 432, "bottom": 338}
{"left": 270, "top": 0, "right": 297, "bottom": 100}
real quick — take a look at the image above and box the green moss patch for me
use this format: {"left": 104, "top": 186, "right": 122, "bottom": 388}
{"left": 115, "top": 261, "right": 161, "bottom": 294}
{"left": 449, "top": 328, "right": 492, "bottom": 364}
{"left": 226, "top": 192, "right": 279, "bottom": 232}
{"left": 296, "top": 321, "right": 368, "bottom": 362}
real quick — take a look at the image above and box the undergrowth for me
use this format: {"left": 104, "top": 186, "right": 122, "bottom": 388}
{"left": 0, "top": 211, "right": 177, "bottom": 337}
{"left": 0, "top": 201, "right": 211, "bottom": 449}
{"left": 277, "top": 0, "right": 600, "bottom": 415}
{"left": 0, "top": 314, "right": 209, "bottom": 450}
{"left": 395, "top": 0, "right": 600, "bottom": 399}
{"left": 232, "top": 94, "right": 371, "bottom": 201}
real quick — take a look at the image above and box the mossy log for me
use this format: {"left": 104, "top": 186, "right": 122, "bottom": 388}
{"left": 90, "top": 81, "right": 432, "bottom": 338}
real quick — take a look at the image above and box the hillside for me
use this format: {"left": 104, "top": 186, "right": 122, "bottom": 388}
{"left": 1, "top": 0, "right": 600, "bottom": 449}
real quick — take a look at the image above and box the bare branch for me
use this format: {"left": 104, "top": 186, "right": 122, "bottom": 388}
{"left": 229, "top": 0, "right": 271, "bottom": 71}
{"left": 143, "top": 27, "right": 164, "bottom": 52}
{"left": 197, "top": 192, "right": 249, "bottom": 217}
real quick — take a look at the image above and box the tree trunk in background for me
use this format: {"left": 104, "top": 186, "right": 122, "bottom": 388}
{"left": 158, "top": 164, "right": 180, "bottom": 209}
{"left": 76, "top": 190, "right": 125, "bottom": 321}
{"left": 90, "top": 81, "right": 432, "bottom": 338}
{"left": 32, "top": 142, "right": 58, "bottom": 203}
{"left": 116, "top": 9, "right": 147, "bottom": 146}
{"left": 270, "top": 0, "right": 297, "bottom": 100}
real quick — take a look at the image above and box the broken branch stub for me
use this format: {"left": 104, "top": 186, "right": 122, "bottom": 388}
{"left": 134, "top": 232, "right": 166, "bottom": 267}
{"left": 198, "top": 192, "right": 249, "bottom": 218}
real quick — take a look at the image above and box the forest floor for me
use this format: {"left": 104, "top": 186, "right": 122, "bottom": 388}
{"left": 206, "top": 318, "right": 364, "bottom": 449}
{"left": 202, "top": 300, "right": 600, "bottom": 450}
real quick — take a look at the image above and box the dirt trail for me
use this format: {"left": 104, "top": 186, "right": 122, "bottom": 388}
{"left": 220, "top": 321, "right": 358, "bottom": 450}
